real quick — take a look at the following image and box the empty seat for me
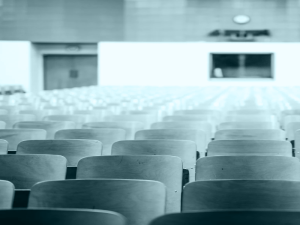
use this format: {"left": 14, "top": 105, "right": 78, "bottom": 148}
{"left": 0, "top": 155, "right": 67, "bottom": 189}
{"left": 83, "top": 121, "right": 144, "bottom": 140}
{"left": 218, "top": 122, "right": 277, "bottom": 130}
{"left": 29, "top": 179, "right": 166, "bottom": 225}
{"left": 43, "top": 115, "right": 86, "bottom": 128}
{"left": 207, "top": 140, "right": 292, "bottom": 156}
{"left": 0, "top": 140, "right": 8, "bottom": 154}
{"left": 151, "top": 121, "right": 212, "bottom": 140}
{"left": 214, "top": 129, "right": 285, "bottom": 140}
{"left": 182, "top": 180, "right": 300, "bottom": 211}
{"left": 0, "top": 114, "right": 36, "bottom": 128}
{"left": 196, "top": 156, "right": 300, "bottom": 181}
{"left": 13, "top": 121, "right": 76, "bottom": 139}
{"left": 135, "top": 129, "right": 206, "bottom": 157}
{"left": 77, "top": 155, "right": 182, "bottom": 213}
{"left": 0, "top": 121, "right": 5, "bottom": 129}
{"left": 54, "top": 129, "right": 126, "bottom": 155}
{"left": 112, "top": 140, "right": 197, "bottom": 182}
{"left": 150, "top": 210, "right": 300, "bottom": 225}
{"left": 0, "top": 129, "right": 47, "bottom": 152}
{"left": 0, "top": 208, "right": 125, "bottom": 225}
{"left": 0, "top": 180, "right": 14, "bottom": 209}
{"left": 17, "top": 139, "right": 102, "bottom": 166}
{"left": 285, "top": 122, "right": 300, "bottom": 141}
{"left": 283, "top": 115, "right": 300, "bottom": 130}
{"left": 105, "top": 115, "right": 154, "bottom": 129}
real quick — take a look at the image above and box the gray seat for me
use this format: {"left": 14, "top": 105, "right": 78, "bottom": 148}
{"left": 135, "top": 129, "right": 206, "bottom": 157}
{"left": 29, "top": 179, "right": 166, "bottom": 225}
{"left": 112, "top": 140, "right": 197, "bottom": 182}
{"left": 77, "top": 155, "right": 182, "bottom": 213}
{"left": 0, "top": 180, "right": 14, "bottom": 209}
{"left": 214, "top": 129, "right": 285, "bottom": 140}
{"left": 150, "top": 210, "right": 300, "bottom": 225}
{"left": 182, "top": 180, "right": 300, "bottom": 211}
{"left": 0, "top": 208, "right": 126, "bottom": 225}
{"left": 207, "top": 140, "right": 292, "bottom": 156}
{"left": 196, "top": 156, "right": 300, "bottom": 181}
{"left": 54, "top": 128, "right": 126, "bottom": 155}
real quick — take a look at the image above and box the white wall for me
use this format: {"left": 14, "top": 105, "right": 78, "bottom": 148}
{"left": 99, "top": 42, "right": 300, "bottom": 86}
{"left": 0, "top": 41, "right": 31, "bottom": 91}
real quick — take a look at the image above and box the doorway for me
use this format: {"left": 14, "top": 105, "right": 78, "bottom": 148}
{"left": 44, "top": 55, "right": 98, "bottom": 90}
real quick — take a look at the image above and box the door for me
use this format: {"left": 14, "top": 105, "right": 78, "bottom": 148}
{"left": 44, "top": 55, "right": 98, "bottom": 90}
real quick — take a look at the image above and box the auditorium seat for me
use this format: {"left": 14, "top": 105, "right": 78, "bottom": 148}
{"left": 150, "top": 210, "right": 300, "bottom": 225}
{"left": 162, "top": 115, "right": 217, "bottom": 129}
{"left": 135, "top": 129, "right": 206, "bottom": 157}
{"left": 196, "top": 156, "right": 300, "bottom": 180}
{"left": 0, "top": 121, "right": 5, "bottom": 129}
{"left": 112, "top": 140, "right": 197, "bottom": 182}
{"left": 0, "top": 180, "right": 14, "bottom": 209}
{"left": 13, "top": 121, "right": 76, "bottom": 139}
{"left": 207, "top": 140, "right": 292, "bottom": 156}
{"left": 0, "top": 109, "right": 8, "bottom": 115}
{"left": 28, "top": 179, "right": 166, "bottom": 225}
{"left": 283, "top": 115, "right": 300, "bottom": 130}
{"left": 83, "top": 121, "right": 144, "bottom": 140}
{"left": 214, "top": 129, "right": 285, "bottom": 140}
{"left": 0, "top": 208, "right": 126, "bottom": 225}
{"left": 17, "top": 139, "right": 102, "bottom": 179}
{"left": 0, "top": 140, "right": 8, "bottom": 154}
{"left": 0, "top": 155, "right": 66, "bottom": 207}
{"left": 105, "top": 114, "right": 154, "bottom": 129}
{"left": 43, "top": 115, "right": 86, "bottom": 128}
{"left": 218, "top": 122, "right": 277, "bottom": 130}
{"left": 151, "top": 121, "right": 212, "bottom": 141}
{"left": 77, "top": 155, "right": 182, "bottom": 213}
{"left": 182, "top": 180, "right": 300, "bottom": 211}
{"left": 0, "top": 114, "right": 36, "bottom": 128}
{"left": 54, "top": 128, "right": 126, "bottom": 155}
{"left": 0, "top": 129, "right": 47, "bottom": 152}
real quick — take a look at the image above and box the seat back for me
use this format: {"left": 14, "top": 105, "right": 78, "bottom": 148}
{"left": 0, "top": 129, "right": 47, "bottom": 151}
{"left": 135, "top": 129, "right": 206, "bottom": 156}
{"left": 112, "top": 140, "right": 196, "bottom": 181}
{"left": 77, "top": 155, "right": 182, "bottom": 213}
{"left": 285, "top": 122, "right": 300, "bottom": 141}
{"left": 17, "top": 139, "right": 102, "bottom": 167}
{"left": 83, "top": 121, "right": 144, "bottom": 140}
{"left": 207, "top": 140, "right": 292, "bottom": 156}
{"left": 0, "top": 209, "right": 126, "bottom": 225}
{"left": 0, "top": 155, "right": 66, "bottom": 189}
{"left": 29, "top": 179, "right": 166, "bottom": 225}
{"left": 196, "top": 156, "right": 300, "bottom": 180}
{"left": 54, "top": 129, "right": 126, "bottom": 155}
{"left": 0, "top": 140, "right": 8, "bottom": 154}
{"left": 0, "top": 180, "right": 14, "bottom": 209}
{"left": 0, "top": 121, "right": 5, "bottom": 129}
{"left": 218, "top": 122, "right": 277, "bottom": 130}
{"left": 0, "top": 114, "right": 36, "bottom": 128}
{"left": 13, "top": 121, "right": 76, "bottom": 139}
{"left": 43, "top": 115, "right": 86, "bottom": 128}
{"left": 150, "top": 210, "right": 300, "bottom": 225}
{"left": 182, "top": 180, "right": 300, "bottom": 211}
{"left": 214, "top": 129, "right": 285, "bottom": 140}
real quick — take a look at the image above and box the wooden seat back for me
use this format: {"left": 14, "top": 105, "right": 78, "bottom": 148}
{"left": 182, "top": 180, "right": 300, "bottom": 211}
{"left": 17, "top": 139, "right": 102, "bottom": 167}
{"left": 0, "top": 180, "right": 14, "bottom": 209}
{"left": 112, "top": 140, "right": 197, "bottom": 181}
{"left": 29, "top": 179, "right": 166, "bottom": 225}
{"left": 207, "top": 140, "right": 292, "bottom": 156}
{"left": 0, "top": 129, "right": 46, "bottom": 151}
{"left": 0, "top": 155, "right": 66, "bottom": 189}
{"left": 135, "top": 129, "right": 206, "bottom": 157}
{"left": 54, "top": 129, "right": 126, "bottom": 155}
{"left": 77, "top": 155, "right": 182, "bottom": 213}
{"left": 13, "top": 121, "right": 76, "bottom": 139}
{"left": 0, "top": 208, "right": 125, "bottom": 225}
{"left": 196, "top": 156, "right": 300, "bottom": 181}
{"left": 214, "top": 129, "right": 285, "bottom": 140}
